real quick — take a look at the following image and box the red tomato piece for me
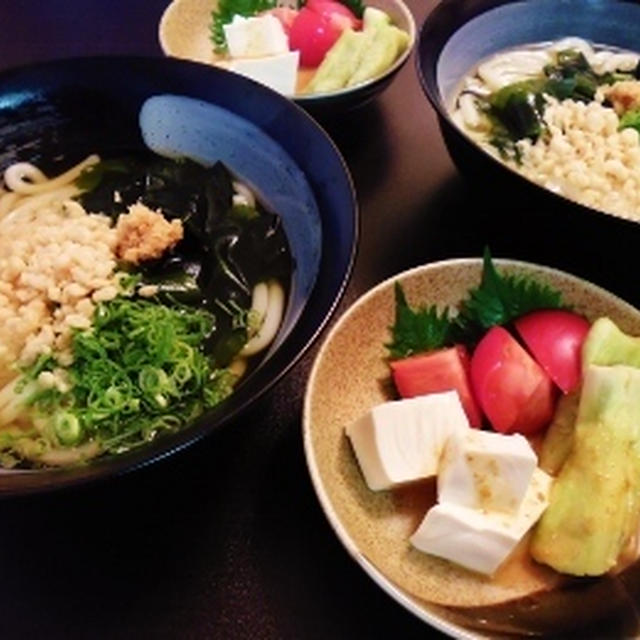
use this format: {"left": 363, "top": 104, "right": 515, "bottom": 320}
{"left": 390, "top": 345, "right": 483, "bottom": 428}
{"left": 305, "top": 0, "right": 362, "bottom": 30}
{"left": 514, "top": 309, "right": 591, "bottom": 394}
{"left": 470, "top": 326, "right": 556, "bottom": 435}
{"left": 510, "top": 376, "right": 556, "bottom": 434}
{"left": 288, "top": 7, "right": 342, "bottom": 67}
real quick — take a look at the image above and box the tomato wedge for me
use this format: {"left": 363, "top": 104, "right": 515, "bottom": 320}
{"left": 288, "top": 0, "right": 360, "bottom": 67}
{"left": 470, "top": 326, "right": 556, "bottom": 435}
{"left": 305, "top": 0, "right": 362, "bottom": 30}
{"left": 390, "top": 345, "right": 483, "bottom": 428}
{"left": 289, "top": 8, "right": 342, "bottom": 67}
{"left": 514, "top": 309, "right": 590, "bottom": 393}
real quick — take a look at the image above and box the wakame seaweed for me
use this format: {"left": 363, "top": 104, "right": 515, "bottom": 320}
{"left": 488, "top": 80, "right": 547, "bottom": 143}
{"left": 482, "top": 47, "right": 638, "bottom": 157}
{"left": 76, "top": 154, "right": 292, "bottom": 368}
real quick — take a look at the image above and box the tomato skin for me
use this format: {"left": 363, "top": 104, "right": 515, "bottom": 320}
{"left": 305, "top": 0, "right": 362, "bottom": 30}
{"left": 289, "top": 0, "right": 360, "bottom": 68}
{"left": 289, "top": 8, "right": 342, "bottom": 67}
{"left": 510, "top": 375, "right": 556, "bottom": 435}
{"left": 514, "top": 309, "right": 590, "bottom": 393}
{"left": 470, "top": 326, "right": 556, "bottom": 435}
{"left": 390, "top": 345, "right": 483, "bottom": 428}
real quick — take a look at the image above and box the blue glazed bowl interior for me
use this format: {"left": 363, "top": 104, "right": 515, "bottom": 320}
{"left": 0, "top": 57, "right": 357, "bottom": 494}
{"left": 138, "top": 94, "right": 320, "bottom": 350}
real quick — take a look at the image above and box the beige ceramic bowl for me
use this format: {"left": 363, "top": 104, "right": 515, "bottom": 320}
{"left": 158, "top": 0, "right": 416, "bottom": 113}
{"left": 303, "top": 258, "right": 640, "bottom": 638}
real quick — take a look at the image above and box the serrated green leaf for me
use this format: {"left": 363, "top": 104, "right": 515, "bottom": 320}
{"left": 340, "top": 0, "right": 364, "bottom": 18}
{"left": 454, "top": 247, "right": 565, "bottom": 340}
{"left": 386, "top": 248, "right": 567, "bottom": 358}
{"left": 386, "top": 282, "right": 454, "bottom": 359}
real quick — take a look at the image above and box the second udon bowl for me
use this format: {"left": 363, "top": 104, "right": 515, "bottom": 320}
{"left": 416, "top": 0, "right": 640, "bottom": 228}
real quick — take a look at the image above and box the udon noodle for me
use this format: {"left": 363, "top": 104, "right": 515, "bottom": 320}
{"left": 0, "top": 153, "right": 288, "bottom": 467}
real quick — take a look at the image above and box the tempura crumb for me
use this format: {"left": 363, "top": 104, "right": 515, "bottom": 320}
{"left": 0, "top": 201, "right": 119, "bottom": 379}
{"left": 115, "top": 203, "right": 183, "bottom": 264}
{"left": 513, "top": 97, "right": 640, "bottom": 219}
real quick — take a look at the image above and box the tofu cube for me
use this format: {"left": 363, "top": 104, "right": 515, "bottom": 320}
{"left": 438, "top": 429, "right": 537, "bottom": 514}
{"left": 223, "top": 14, "right": 289, "bottom": 59}
{"left": 345, "top": 391, "right": 469, "bottom": 491}
{"left": 229, "top": 51, "right": 300, "bottom": 96}
{"left": 411, "top": 468, "right": 552, "bottom": 575}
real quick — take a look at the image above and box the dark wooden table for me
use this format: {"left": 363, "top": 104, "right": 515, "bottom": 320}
{"left": 0, "top": 2, "right": 634, "bottom": 638}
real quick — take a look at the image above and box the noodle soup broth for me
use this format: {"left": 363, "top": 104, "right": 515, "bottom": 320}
{"left": 0, "top": 151, "right": 293, "bottom": 468}
{"left": 449, "top": 37, "right": 640, "bottom": 221}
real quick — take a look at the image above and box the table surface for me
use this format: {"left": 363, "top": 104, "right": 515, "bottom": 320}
{"left": 0, "top": 2, "right": 636, "bottom": 639}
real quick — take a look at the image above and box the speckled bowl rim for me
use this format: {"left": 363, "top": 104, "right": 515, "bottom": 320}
{"left": 302, "top": 257, "right": 640, "bottom": 638}
{"left": 158, "top": 0, "right": 417, "bottom": 102}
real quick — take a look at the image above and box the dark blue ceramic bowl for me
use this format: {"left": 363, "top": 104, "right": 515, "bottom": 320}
{"left": 0, "top": 56, "right": 357, "bottom": 495}
{"left": 416, "top": 0, "right": 640, "bottom": 226}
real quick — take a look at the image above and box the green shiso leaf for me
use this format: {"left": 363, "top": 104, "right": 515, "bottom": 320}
{"left": 386, "top": 283, "right": 455, "bottom": 359}
{"left": 454, "top": 247, "right": 565, "bottom": 341}
{"left": 386, "top": 248, "right": 566, "bottom": 358}
{"left": 339, "top": 0, "right": 364, "bottom": 19}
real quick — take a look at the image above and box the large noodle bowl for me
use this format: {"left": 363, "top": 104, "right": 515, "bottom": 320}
{"left": 0, "top": 153, "right": 290, "bottom": 468}
{"left": 449, "top": 37, "right": 640, "bottom": 220}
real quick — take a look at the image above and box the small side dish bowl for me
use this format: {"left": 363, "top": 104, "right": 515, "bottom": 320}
{"left": 0, "top": 56, "right": 357, "bottom": 495}
{"left": 416, "top": 0, "right": 640, "bottom": 227}
{"left": 158, "top": 0, "right": 416, "bottom": 117}
{"left": 303, "top": 257, "right": 640, "bottom": 638}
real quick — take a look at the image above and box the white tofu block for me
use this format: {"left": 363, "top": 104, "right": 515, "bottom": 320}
{"left": 345, "top": 391, "right": 469, "bottom": 491}
{"left": 224, "top": 14, "right": 289, "bottom": 59}
{"left": 438, "top": 429, "right": 538, "bottom": 514}
{"left": 229, "top": 51, "right": 300, "bottom": 96}
{"left": 411, "top": 468, "right": 552, "bottom": 575}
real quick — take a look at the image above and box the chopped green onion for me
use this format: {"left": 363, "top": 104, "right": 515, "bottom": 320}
{"left": 54, "top": 412, "right": 82, "bottom": 446}
{"left": 22, "top": 297, "right": 239, "bottom": 456}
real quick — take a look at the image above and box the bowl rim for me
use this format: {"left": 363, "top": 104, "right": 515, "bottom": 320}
{"left": 302, "top": 255, "right": 640, "bottom": 638}
{"left": 0, "top": 54, "right": 360, "bottom": 497}
{"left": 157, "top": 0, "right": 418, "bottom": 102}
{"left": 414, "top": 0, "right": 640, "bottom": 229}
